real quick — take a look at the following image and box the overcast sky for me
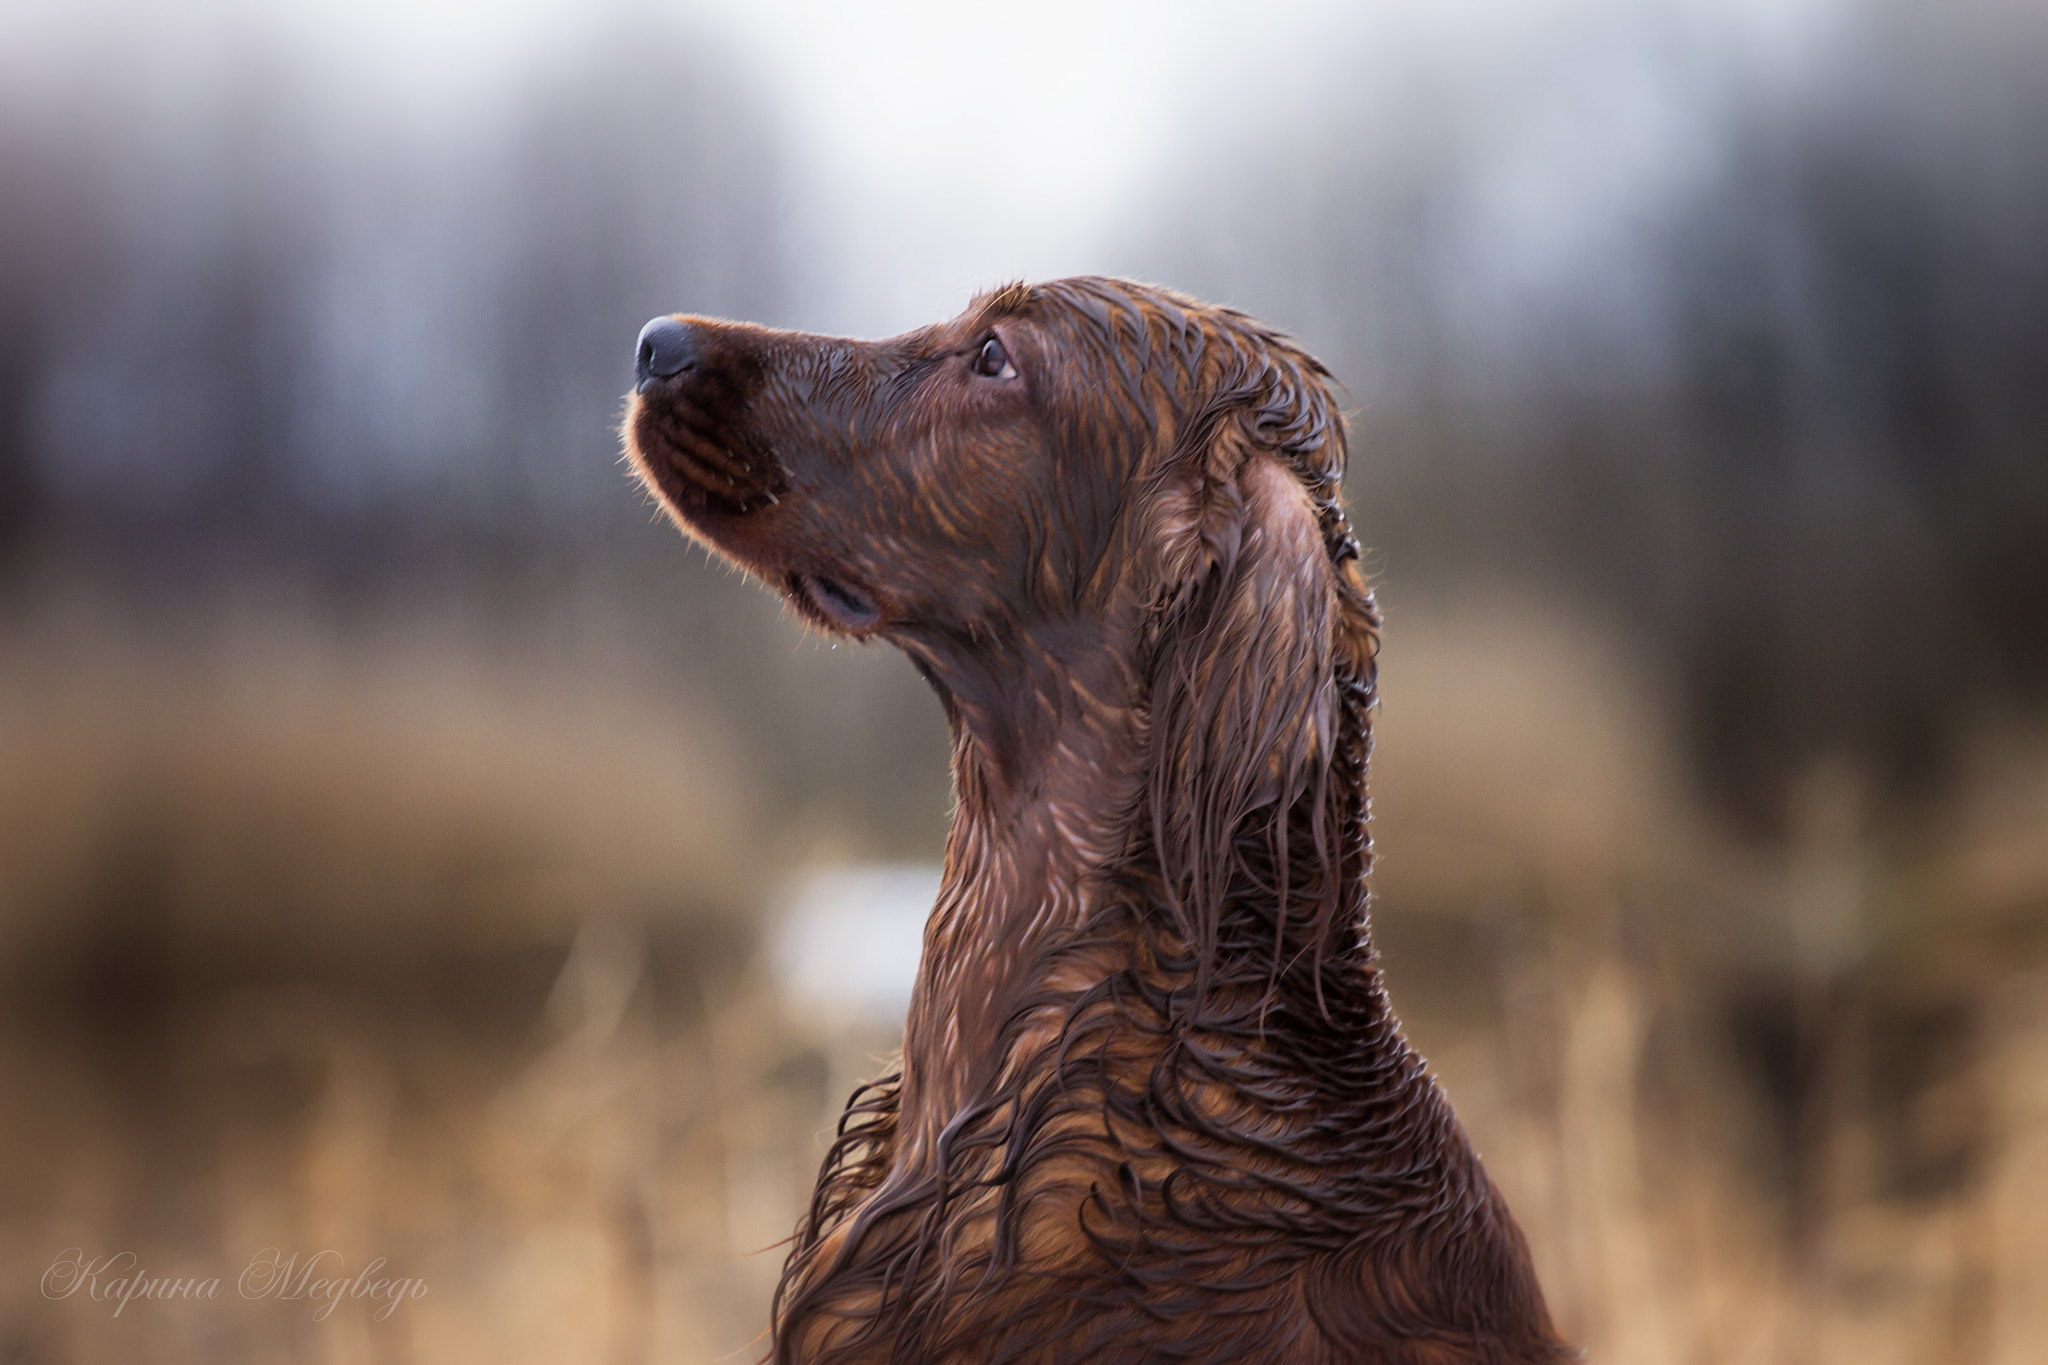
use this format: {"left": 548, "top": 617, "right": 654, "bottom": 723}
{"left": 3, "top": 0, "right": 1844, "bottom": 338}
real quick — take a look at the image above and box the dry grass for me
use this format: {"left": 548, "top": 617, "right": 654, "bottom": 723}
{"left": 0, "top": 596, "right": 2042, "bottom": 1363}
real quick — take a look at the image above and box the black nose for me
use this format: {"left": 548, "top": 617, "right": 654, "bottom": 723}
{"left": 635, "top": 316, "right": 698, "bottom": 391}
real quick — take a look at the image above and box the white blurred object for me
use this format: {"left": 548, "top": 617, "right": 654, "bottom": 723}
{"left": 773, "top": 863, "right": 939, "bottom": 1027}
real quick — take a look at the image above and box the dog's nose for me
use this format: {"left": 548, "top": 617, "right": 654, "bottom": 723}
{"left": 635, "top": 316, "right": 698, "bottom": 391}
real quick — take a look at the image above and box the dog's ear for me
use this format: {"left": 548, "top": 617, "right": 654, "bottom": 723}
{"left": 1141, "top": 373, "right": 1375, "bottom": 987}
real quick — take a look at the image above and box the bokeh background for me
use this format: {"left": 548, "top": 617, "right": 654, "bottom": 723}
{"left": 3, "top": 1, "right": 2046, "bottom": 1361}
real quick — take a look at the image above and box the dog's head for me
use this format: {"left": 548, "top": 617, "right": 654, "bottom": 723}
{"left": 622, "top": 277, "right": 1377, "bottom": 840}
{"left": 623, "top": 281, "right": 1131, "bottom": 640}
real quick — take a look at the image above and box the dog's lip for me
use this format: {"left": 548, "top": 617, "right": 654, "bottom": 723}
{"left": 794, "top": 571, "right": 882, "bottom": 633}
{"left": 627, "top": 393, "right": 787, "bottom": 519}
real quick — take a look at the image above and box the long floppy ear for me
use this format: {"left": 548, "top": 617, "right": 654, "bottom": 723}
{"left": 1140, "top": 363, "right": 1380, "bottom": 1001}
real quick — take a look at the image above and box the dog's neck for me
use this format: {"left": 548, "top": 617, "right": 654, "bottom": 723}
{"left": 894, "top": 620, "right": 1152, "bottom": 1162}
{"left": 893, "top": 609, "right": 1393, "bottom": 1168}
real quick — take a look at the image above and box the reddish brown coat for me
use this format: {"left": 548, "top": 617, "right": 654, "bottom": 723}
{"left": 623, "top": 278, "right": 1573, "bottom": 1365}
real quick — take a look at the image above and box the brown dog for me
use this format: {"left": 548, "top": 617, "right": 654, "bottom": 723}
{"left": 622, "top": 278, "right": 1570, "bottom": 1365}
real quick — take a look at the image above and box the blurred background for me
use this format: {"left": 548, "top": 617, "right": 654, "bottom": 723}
{"left": 2, "top": 0, "right": 2045, "bottom": 1360}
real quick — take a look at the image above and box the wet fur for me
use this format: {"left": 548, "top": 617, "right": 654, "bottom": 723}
{"left": 622, "top": 278, "right": 1572, "bottom": 1364}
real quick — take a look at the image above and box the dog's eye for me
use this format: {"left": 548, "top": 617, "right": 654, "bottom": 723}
{"left": 973, "top": 335, "right": 1017, "bottom": 380}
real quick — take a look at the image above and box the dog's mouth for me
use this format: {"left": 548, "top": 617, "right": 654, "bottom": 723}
{"left": 629, "top": 397, "right": 788, "bottom": 521}
{"left": 793, "top": 571, "right": 882, "bottom": 633}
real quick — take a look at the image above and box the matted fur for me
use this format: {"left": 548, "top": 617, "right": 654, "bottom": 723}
{"left": 622, "top": 278, "right": 1572, "bottom": 1364}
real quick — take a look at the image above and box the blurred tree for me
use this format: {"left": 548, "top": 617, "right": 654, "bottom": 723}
{"left": 0, "top": 123, "right": 49, "bottom": 568}
{"left": 1664, "top": 5, "right": 2048, "bottom": 835}
{"left": 0, "top": 19, "right": 790, "bottom": 585}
